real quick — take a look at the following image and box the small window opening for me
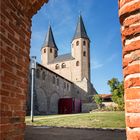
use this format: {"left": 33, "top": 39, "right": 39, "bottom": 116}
{"left": 55, "top": 64, "right": 59, "bottom": 69}
{"left": 62, "top": 63, "right": 66, "bottom": 68}
{"left": 50, "top": 48, "right": 52, "bottom": 53}
{"left": 76, "top": 61, "right": 79, "bottom": 66}
{"left": 83, "top": 51, "right": 86, "bottom": 56}
{"left": 83, "top": 41, "right": 86, "bottom": 46}
{"left": 76, "top": 41, "right": 79, "bottom": 46}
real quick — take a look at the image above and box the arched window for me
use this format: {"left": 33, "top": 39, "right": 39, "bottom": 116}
{"left": 76, "top": 41, "right": 79, "bottom": 46}
{"left": 44, "top": 49, "right": 46, "bottom": 53}
{"left": 36, "top": 69, "right": 40, "bottom": 78}
{"left": 55, "top": 64, "right": 59, "bottom": 69}
{"left": 83, "top": 51, "right": 86, "bottom": 56}
{"left": 67, "top": 83, "right": 69, "bottom": 90}
{"left": 42, "top": 71, "right": 45, "bottom": 80}
{"left": 76, "top": 61, "right": 79, "bottom": 66}
{"left": 57, "top": 78, "right": 59, "bottom": 86}
{"left": 50, "top": 48, "right": 52, "bottom": 53}
{"left": 62, "top": 63, "right": 66, "bottom": 68}
{"left": 83, "top": 40, "right": 86, "bottom": 46}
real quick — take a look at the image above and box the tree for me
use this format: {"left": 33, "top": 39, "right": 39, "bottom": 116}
{"left": 93, "top": 94, "right": 102, "bottom": 109}
{"left": 107, "top": 78, "right": 124, "bottom": 110}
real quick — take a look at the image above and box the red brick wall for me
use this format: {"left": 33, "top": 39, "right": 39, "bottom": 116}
{"left": 119, "top": 0, "right": 140, "bottom": 139}
{"left": 0, "top": 0, "right": 139, "bottom": 139}
{"left": 0, "top": 0, "right": 48, "bottom": 139}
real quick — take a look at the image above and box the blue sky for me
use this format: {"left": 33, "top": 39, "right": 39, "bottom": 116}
{"left": 30, "top": 0, "right": 123, "bottom": 94}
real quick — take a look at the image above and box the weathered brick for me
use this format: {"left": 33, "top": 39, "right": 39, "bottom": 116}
{"left": 119, "top": 0, "right": 133, "bottom": 7}
{"left": 124, "top": 64, "right": 140, "bottom": 77}
{"left": 1, "top": 34, "right": 13, "bottom": 47}
{"left": 125, "top": 88, "right": 140, "bottom": 100}
{"left": 123, "top": 40, "right": 140, "bottom": 56}
{"left": 126, "top": 115, "right": 140, "bottom": 127}
{"left": 119, "top": 1, "right": 140, "bottom": 17}
{"left": 2, "top": 97, "right": 22, "bottom": 107}
{"left": 122, "top": 25, "right": 140, "bottom": 38}
{"left": 125, "top": 77, "right": 140, "bottom": 88}
{"left": 126, "top": 100, "right": 140, "bottom": 113}
{"left": 127, "top": 129, "right": 140, "bottom": 140}
{"left": 1, "top": 20, "right": 15, "bottom": 35}
{"left": 124, "top": 13, "right": 140, "bottom": 26}
{"left": 1, "top": 111, "right": 12, "bottom": 117}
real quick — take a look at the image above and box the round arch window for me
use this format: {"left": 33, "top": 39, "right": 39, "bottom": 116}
{"left": 55, "top": 64, "right": 59, "bottom": 69}
{"left": 76, "top": 41, "right": 79, "bottom": 46}
{"left": 76, "top": 61, "right": 79, "bottom": 66}
{"left": 62, "top": 63, "right": 66, "bottom": 68}
{"left": 83, "top": 40, "right": 86, "bottom": 46}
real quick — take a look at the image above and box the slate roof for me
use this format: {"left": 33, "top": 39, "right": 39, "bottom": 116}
{"left": 43, "top": 25, "right": 58, "bottom": 50}
{"left": 72, "top": 15, "right": 89, "bottom": 41}
{"left": 49, "top": 53, "right": 75, "bottom": 63}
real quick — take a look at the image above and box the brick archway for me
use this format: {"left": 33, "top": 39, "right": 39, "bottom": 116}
{"left": 0, "top": 0, "right": 140, "bottom": 139}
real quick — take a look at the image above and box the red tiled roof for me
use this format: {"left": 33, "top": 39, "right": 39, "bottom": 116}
{"left": 98, "top": 94, "right": 112, "bottom": 99}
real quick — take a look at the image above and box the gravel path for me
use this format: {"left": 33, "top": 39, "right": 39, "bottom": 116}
{"left": 25, "top": 126, "right": 126, "bottom": 140}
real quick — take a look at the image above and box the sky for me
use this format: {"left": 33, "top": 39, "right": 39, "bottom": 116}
{"left": 30, "top": 0, "right": 123, "bottom": 94}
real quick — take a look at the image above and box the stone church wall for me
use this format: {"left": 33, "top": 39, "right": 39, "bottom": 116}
{"left": 27, "top": 63, "right": 90, "bottom": 115}
{"left": 1, "top": 0, "right": 140, "bottom": 139}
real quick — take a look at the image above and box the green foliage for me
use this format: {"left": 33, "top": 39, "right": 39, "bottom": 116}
{"left": 93, "top": 94, "right": 102, "bottom": 109}
{"left": 108, "top": 78, "right": 124, "bottom": 110}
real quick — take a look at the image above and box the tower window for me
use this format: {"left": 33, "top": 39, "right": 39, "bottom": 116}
{"left": 55, "top": 64, "right": 59, "bottom": 69}
{"left": 50, "top": 48, "right": 52, "bottom": 53}
{"left": 83, "top": 51, "right": 86, "bottom": 56}
{"left": 76, "top": 41, "right": 79, "bottom": 46}
{"left": 44, "top": 49, "right": 46, "bottom": 53}
{"left": 62, "top": 63, "right": 66, "bottom": 68}
{"left": 76, "top": 61, "right": 79, "bottom": 66}
{"left": 83, "top": 41, "right": 86, "bottom": 46}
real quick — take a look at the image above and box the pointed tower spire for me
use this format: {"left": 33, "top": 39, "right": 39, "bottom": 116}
{"left": 43, "top": 25, "right": 58, "bottom": 50}
{"left": 72, "top": 15, "right": 89, "bottom": 41}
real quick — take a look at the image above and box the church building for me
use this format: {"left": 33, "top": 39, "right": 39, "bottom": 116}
{"left": 27, "top": 15, "right": 97, "bottom": 115}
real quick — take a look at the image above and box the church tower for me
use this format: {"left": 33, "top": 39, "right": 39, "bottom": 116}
{"left": 41, "top": 25, "right": 58, "bottom": 65}
{"left": 71, "top": 15, "right": 90, "bottom": 82}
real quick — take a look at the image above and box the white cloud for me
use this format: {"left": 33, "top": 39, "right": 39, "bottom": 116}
{"left": 31, "top": 31, "right": 44, "bottom": 40}
{"left": 91, "top": 59, "right": 104, "bottom": 70}
{"left": 91, "top": 53, "right": 117, "bottom": 70}
{"left": 106, "top": 53, "right": 117, "bottom": 63}
{"left": 104, "top": 29, "right": 118, "bottom": 48}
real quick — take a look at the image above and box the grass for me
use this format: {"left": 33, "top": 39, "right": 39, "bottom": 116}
{"left": 26, "top": 111, "right": 125, "bottom": 129}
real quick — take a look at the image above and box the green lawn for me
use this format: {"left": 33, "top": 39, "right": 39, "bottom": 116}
{"left": 26, "top": 111, "right": 125, "bottom": 129}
